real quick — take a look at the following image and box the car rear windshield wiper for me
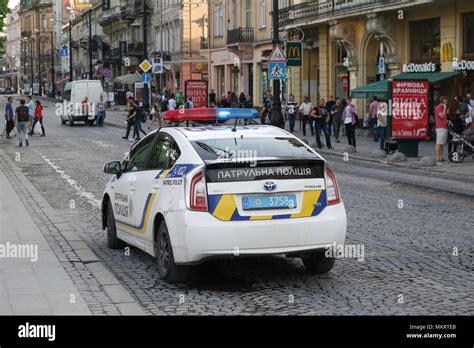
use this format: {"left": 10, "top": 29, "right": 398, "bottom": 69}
{"left": 195, "top": 141, "right": 234, "bottom": 158}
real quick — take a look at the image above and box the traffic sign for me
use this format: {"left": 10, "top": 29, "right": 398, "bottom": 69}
{"left": 268, "top": 44, "right": 286, "bottom": 62}
{"left": 152, "top": 58, "right": 163, "bottom": 74}
{"left": 60, "top": 48, "right": 69, "bottom": 57}
{"left": 139, "top": 59, "right": 152, "bottom": 73}
{"left": 286, "top": 42, "right": 303, "bottom": 67}
{"left": 269, "top": 62, "right": 286, "bottom": 80}
{"left": 103, "top": 69, "right": 113, "bottom": 79}
{"left": 141, "top": 73, "right": 152, "bottom": 82}
{"left": 378, "top": 57, "right": 385, "bottom": 74}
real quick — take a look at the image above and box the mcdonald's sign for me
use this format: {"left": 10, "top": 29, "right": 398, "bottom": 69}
{"left": 286, "top": 42, "right": 303, "bottom": 67}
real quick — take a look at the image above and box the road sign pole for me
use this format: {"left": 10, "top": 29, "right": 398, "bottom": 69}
{"left": 270, "top": 0, "right": 284, "bottom": 129}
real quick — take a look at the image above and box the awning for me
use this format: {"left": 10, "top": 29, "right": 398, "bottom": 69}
{"left": 392, "top": 71, "right": 461, "bottom": 84}
{"left": 351, "top": 71, "right": 461, "bottom": 99}
{"left": 351, "top": 80, "right": 390, "bottom": 99}
{"left": 114, "top": 73, "right": 141, "bottom": 84}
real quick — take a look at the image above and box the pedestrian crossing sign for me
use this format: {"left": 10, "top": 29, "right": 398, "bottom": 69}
{"left": 269, "top": 62, "right": 286, "bottom": 80}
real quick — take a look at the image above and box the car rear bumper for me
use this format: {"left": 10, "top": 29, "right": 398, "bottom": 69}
{"left": 175, "top": 203, "right": 347, "bottom": 263}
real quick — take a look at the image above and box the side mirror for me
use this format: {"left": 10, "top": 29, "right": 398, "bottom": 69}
{"left": 104, "top": 161, "right": 122, "bottom": 176}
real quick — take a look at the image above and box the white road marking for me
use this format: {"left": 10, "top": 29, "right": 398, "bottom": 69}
{"left": 34, "top": 149, "right": 101, "bottom": 208}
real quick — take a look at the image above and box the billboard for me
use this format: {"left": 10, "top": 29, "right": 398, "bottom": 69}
{"left": 391, "top": 80, "right": 429, "bottom": 139}
{"left": 185, "top": 80, "right": 208, "bottom": 109}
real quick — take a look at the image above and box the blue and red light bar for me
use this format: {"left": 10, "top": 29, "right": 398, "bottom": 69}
{"left": 162, "top": 108, "right": 259, "bottom": 122}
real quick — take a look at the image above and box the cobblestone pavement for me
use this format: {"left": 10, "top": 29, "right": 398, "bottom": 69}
{"left": 1, "top": 98, "right": 472, "bottom": 315}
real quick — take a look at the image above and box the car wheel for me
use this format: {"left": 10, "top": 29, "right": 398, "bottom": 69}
{"left": 61, "top": 117, "right": 66, "bottom": 125}
{"left": 302, "top": 251, "right": 335, "bottom": 275}
{"left": 107, "top": 200, "right": 125, "bottom": 249}
{"left": 155, "top": 221, "right": 187, "bottom": 283}
{"left": 69, "top": 118, "right": 74, "bottom": 127}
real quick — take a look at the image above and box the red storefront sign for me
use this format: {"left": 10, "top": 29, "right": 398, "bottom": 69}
{"left": 391, "top": 80, "right": 429, "bottom": 139}
{"left": 185, "top": 80, "right": 208, "bottom": 108}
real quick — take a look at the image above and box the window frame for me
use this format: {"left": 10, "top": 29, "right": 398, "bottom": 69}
{"left": 409, "top": 17, "right": 441, "bottom": 63}
{"left": 259, "top": 0, "right": 266, "bottom": 29}
{"left": 463, "top": 12, "right": 474, "bottom": 58}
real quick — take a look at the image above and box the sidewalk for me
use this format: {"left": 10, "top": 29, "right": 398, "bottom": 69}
{"left": 0, "top": 148, "right": 147, "bottom": 315}
{"left": 0, "top": 162, "right": 90, "bottom": 314}
{"left": 101, "top": 109, "right": 474, "bottom": 177}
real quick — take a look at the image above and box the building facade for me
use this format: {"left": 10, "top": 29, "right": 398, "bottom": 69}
{"left": 154, "top": 0, "right": 208, "bottom": 91}
{"left": 4, "top": 4, "right": 21, "bottom": 91}
{"left": 19, "top": 0, "right": 54, "bottom": 95}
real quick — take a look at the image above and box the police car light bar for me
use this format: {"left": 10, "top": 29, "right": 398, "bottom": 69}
{"left": 162, "top": 108, "right": 259, "bottom": 122}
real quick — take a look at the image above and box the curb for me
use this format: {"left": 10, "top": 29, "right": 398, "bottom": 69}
{"left": 0, "top": 148, "right": 147, "bottom": 315}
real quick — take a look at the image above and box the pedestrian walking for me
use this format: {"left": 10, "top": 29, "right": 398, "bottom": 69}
{"left": 15, "top": 99, "right": 30, "bottom": 147}
{"left": 343, "top": 98, "right": 357, "bottom": 148}
{"left": 96, "top": 95, "right": 106, "bottom": 127}
{"left": 133, "top": 106, "right": 147, "bottom": 141}
{"left": 148, "top": 98, "right": 162, "bottom": 131}
{"left": 287, "top": 95, "right": 298, "bottom": 134}
{"left": 325, "top": 96, "right": 336, "bottom": 136}
{"left": 122, "top": 99, "right": 137, "bottom": 140}
{"left": 209, "top": 89, "right": 217, "bottom": 107}
{"left": 376, "top": 101, "right": 387, "bottom": 151}
{"left": 239, "top": 92, "right": 246, "bottom": 108}
{"left": 331, "top": 97, "right": 344, "bottom": 143}
{"left": 369, "top": 96, "right": 379, "bottom": 141}
{"left": 168, "top": 94, "right": 177, "bottom": 110}
{"left": 435, "top": 96, "right": 449, "bottom": 164}
{"left": 175, "top": 89, "right": 183, "bottom": 108}
{"left": 299, "top": 96, "right": 314, "bottom": 137}
{"left": 26, "top": 96, "right": 35, "bottom": 133}
{"left": 311, "top": 99, "right": 332, "bottom": 149}
{"left": 4, "top": 96, "right": 15, "bottom": 138}
{"left": 230, "top": 92, "right": 239, "bottom": 108}
{"left": 185, "top": 98, "right": 194, "bottom": 109}
{"left": 30, "top": 100, "right": 45, "bottom": 136}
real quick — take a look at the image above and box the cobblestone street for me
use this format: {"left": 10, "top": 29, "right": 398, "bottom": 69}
{"left": 1, "top": 99, "right": 473, "bottom": 315}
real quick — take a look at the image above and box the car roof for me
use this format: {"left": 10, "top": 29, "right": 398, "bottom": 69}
{"left": 170, "top": 125, "right": 292, "bottom": 141}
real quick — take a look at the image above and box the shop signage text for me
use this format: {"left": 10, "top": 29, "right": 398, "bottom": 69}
{"left": 452, "top": 58, "right": 474, "bottom": 71}
{"left": 185, "top": 80, "right": 208, "bottom": 109}
{"left": 402, "top": 62, "right": 437, "bottom": 73}
{"left": 391, "top": 80, "right": 429, "bottom": 139}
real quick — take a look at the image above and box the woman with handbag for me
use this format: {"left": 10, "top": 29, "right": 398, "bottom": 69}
{"left": 30, "top": 100, "right": 45, "bottom": 136}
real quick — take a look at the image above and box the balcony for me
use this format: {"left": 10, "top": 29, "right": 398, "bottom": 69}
{"left": 99, "top": 5, "right": 123, "bottom": 26}
{"left": 200, "top": 37, "right": 208, "bottom": 49}
{"left": 226, "top": 28, "right": 254, "bottom": 46}
{"left": 278, "top": 0, "right": 428, "bottom": 27}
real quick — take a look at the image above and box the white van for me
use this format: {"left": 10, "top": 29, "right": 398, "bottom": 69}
{"left": 61, "top": 80, "right": 104, "bottom": 126}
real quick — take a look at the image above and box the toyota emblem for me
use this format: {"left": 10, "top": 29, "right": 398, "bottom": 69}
{"left": 263, "top": 181, "right": 277, "bottom": 192}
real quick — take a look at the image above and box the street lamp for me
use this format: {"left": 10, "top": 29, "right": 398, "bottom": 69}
{"left": 306, "top": 37, "right": 314, "bottom": 103}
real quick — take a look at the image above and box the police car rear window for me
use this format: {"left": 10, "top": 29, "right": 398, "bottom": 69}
{"left": 190, "top": 137, "right": 317, "bottom": 161}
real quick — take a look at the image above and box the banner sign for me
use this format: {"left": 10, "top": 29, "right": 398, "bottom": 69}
{"left": 286, "top": 42, "right": 303, "bottom": 67}
{"left": 185, "top": 80, "right": 208, "bottom": 109}
{"left": 391, "top": 80, "right": 429, "bottom": 139}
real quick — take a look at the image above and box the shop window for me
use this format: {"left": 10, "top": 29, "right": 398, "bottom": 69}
{"left": 464, "top": 12, "right": 474, "bottom": 57}
{"left": 410, "top": 18, "right": 440, "bottom": 62}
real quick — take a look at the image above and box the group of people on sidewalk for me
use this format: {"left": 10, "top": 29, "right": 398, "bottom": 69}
{"left": 3, "top": 96, "right": 44, "bottom": 147}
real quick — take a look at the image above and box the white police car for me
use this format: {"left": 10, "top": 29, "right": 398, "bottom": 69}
{"left": 102, "top": 108, "right": 346, "bottom": 283}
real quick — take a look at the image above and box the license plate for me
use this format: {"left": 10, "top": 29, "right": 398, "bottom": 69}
{"left": 242, "top": 194, "right": 297, "bottom": 210}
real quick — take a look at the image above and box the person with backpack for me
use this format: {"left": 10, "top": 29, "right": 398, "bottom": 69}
{"left": 133, "top": 103, "right": 148, "bottom": 141}
{"left": 30, "top": 100, "right": 45, "bottom": 136}
{"left": 15, "top": 99, "right": 30, "bottom": 147}
{"left": 311, "top": 99, "right": 333, "bottom": 149}
{"left": 343, "top": 98, "right": 357, "bottom": 148}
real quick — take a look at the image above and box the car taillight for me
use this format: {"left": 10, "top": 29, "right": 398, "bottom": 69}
{"left": 189, "top": 170, "right": 208, "bottom": 211}
{"left": 325, "top": 166, "right": 341, "bottom": 205}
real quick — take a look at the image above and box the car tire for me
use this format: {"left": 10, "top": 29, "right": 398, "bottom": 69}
{"left": 61, "top": 117, "right": 66, "bottom": 125}
{"left": 155, "top": 221, "right": 188, "bottom": 283}
{"left": 69, "top": 118, "right": 74, "bottom": 127}
{"left": 107, "top": 200, "right": 126, "bottom": 250}
{"left": 302, "top": 251, "right": 335, "bottom": 275}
